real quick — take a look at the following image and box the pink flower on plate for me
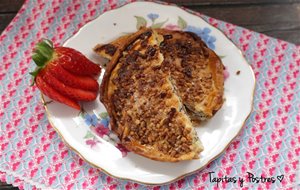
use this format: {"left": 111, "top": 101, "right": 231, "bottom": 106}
{"left": 164, "top": 24, "right": 181, "bottom": 31}
{"left": 85, "top": 138, "right": 100, "bottom": 148}
{"left": 91, "top": 124, "right": 110, "bottom": 138}
{"left": 116, "top": 143, "right": 129, "bottom": 157}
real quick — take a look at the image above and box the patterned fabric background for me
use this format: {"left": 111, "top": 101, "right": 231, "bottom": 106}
{"left": 0, "top": 0, "right": 299, "bottom": 189}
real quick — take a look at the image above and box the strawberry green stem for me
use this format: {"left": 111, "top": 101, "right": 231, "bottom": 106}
{"left": 30, "top": 39, "right": 54, "bottom": 85}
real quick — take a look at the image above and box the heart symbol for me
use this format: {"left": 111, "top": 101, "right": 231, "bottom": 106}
{"left": 277, "top": 175, "right": 284, "bottom": 182}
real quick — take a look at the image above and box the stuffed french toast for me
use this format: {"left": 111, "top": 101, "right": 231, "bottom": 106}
{"left": 95, "top": 28, "right": 224, "bottom": 121}
{"left": 100, "top": 28, "right": 203, "bottom": 161}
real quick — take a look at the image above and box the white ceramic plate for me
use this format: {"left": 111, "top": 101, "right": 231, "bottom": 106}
{"left": 43, "top": 1, "right": 255, "bottom": 185}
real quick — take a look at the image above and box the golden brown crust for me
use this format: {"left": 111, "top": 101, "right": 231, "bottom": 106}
{"left": 100, "top": 28, "right": 203, "bottom": 162}
{"left": 156, "top": 29, "right": 224, "bottom": 119}
{"left": 96, "top": 29, "right": 224, "bottom": 121}
{"left": 100, "top": 27, "right": 149, "bottom": 132}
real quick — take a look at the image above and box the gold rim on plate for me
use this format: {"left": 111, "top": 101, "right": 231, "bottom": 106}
{"left": 41, "top": 1, "right": 256, "bottom": 185}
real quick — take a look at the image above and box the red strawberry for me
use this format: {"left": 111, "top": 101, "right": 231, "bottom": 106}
{"left": 54, "top": 47, "right": 101, "bottom": 76}
{"left": 48, "top": 63, "right": 99, "bottom": 91}
{"left": 30, "top": 39, "right": 101, "bottom": 110}
{"left": 41, "top": 69, "right": 97, "bottom": 101}
{"left": 35, "top": 75, "right": 80, "bottom": 110}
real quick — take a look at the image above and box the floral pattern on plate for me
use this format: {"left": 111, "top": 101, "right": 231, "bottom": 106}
{"left": 135, "top": 14, "right": 216, "bottom": 50}
{"left": 79, "top": 110, "right": 129, "bottom": 157}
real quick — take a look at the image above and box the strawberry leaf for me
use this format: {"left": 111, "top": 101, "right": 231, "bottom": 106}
{"left": 32, "top": 53, "right": 48, "bottom": 67}
{"left": 29, "top": 67, "right": 42, "bottom": 86}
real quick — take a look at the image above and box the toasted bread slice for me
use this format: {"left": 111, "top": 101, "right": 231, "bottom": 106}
{"left": 100, "top": 28, "right": 203, "bottom": 162}
{"left": 95, "top": 29, "right": 224, "bottom": 120}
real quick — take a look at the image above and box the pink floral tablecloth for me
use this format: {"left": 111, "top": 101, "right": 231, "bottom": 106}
{"left": 0, "top": 0, "right": 299, "bottom": 189}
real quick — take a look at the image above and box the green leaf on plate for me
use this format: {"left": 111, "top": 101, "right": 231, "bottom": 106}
{"left": 177, "top": 16, "right": 187, "bottom": 30}
{"left": 219, "top": 55, "right": 226, "bottom": 59}
{"left": 84, "top": 131, "right": 94, "bottom": 139}
{"left": 135, "top": 16, "right": 147, "bottom": 30}
{"left": 151, "top": 19, "right": 169, "bottom": 29}
{"left": 99, "top": 112, "right": 109, "bottom": 119}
